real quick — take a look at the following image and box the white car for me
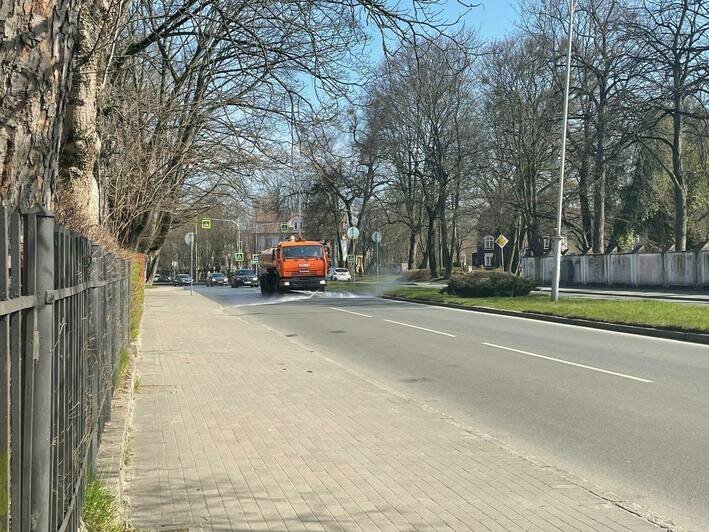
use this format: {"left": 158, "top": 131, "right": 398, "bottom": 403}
{"left": 328, "top": 267, "right": 351, "bottom": 281}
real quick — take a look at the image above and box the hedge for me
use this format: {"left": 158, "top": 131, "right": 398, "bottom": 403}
{"left": 445, "top": 271, "right": 536, "bottom": 298}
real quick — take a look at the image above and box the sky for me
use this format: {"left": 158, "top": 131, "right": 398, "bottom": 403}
{"left": 442, "top": 0, "right": 519, "bottom": 39}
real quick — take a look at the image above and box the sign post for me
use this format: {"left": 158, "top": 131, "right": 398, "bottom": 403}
{"left": 372, "top": 231, "right": 382, "bottom": 282}
{"left": 495, "top": 234, "right": 509, "bottom": 272}
{"left": 185, "top": 232, "right": 195, "bottom": 295}
{"left": 346, "top": 226, "right": 360, "bottom": 284}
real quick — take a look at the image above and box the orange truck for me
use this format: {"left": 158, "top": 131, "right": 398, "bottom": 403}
{"left": 258, "top": 237, "right": 328, "bottom": 294}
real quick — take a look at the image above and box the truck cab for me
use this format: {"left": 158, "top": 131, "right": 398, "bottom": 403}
{"left": 259, "top": 239, "right": 328, "bottom": 294}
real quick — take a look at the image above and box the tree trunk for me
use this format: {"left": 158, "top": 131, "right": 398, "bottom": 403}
{"left": 425, "top": 208, "right": 437, "bottom": 276}
{"left": 578, "top": 120, "right": 593, "bottom": 252}
{"left": 0, "top": 0, "right": 79, "bottom": 211}
{"left": 437, "top": 184, "right": 452, "bottom": 278}
{"left": 146, "top": 251, "right": 160, "bottom": 284}
{"left": 407, "top": 228, "right": 418, "bottom": 269}
{"left": 56, "top": 0, "right": 124, "bottom": 227}
{"left": 526, "top": 221, "right": 544, "bottom": 257}
{"left": 672, "top": 104, "right": 686, "bottom": 251}
{"left": 592, "top": 169, "right": 606, "bottom": 253}
{"left": 592, "top": 91, "right": 607, "bottom": 254}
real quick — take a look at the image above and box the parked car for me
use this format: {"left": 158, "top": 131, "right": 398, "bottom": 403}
{"left": 206, "top": 272, "right": 229, "bottom": 286}
{"left": 231, "top": 269, "right": 259, "bottom": 287}
{"left": 328, "top": 267, "right": 351, "bottom": 281}
{"left": 173, "top": 273, "right": 193, "bottom": 286}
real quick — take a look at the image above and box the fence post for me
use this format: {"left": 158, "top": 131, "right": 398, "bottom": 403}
{"left": 30, "top": 207, "right": 54, "bottom": 531}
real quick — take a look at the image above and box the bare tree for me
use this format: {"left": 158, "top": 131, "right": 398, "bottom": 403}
{"left": 632, "top": 0, "right": 708, "bottom": 251}
{"left": 480, "top": 36, "right": 560, "bottom": 258}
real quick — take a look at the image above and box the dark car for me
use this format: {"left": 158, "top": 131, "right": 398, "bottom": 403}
{"left": 231, "top": 269, "right": 259, "bottom": 287}
{"left": 173, "top": 273, "right": 193, "bottom": 286}
{"left": 206, "top": 272, "right": 229, "bottom": 287}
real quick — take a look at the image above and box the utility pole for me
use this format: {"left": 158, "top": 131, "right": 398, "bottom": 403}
{"left": 551, "top": 0, "right": 575, "bottom": 302}
{"left": 192, "top": 222, "right": 196, "bottom": 294}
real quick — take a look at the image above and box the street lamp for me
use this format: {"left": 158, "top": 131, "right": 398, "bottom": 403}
{"left": 551, "top": 0, "right": 576, "bottom": 302}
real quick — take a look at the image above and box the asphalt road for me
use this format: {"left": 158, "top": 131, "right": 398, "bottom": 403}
{"left": 197, "top": 285, "right": 709, "bottom": 530}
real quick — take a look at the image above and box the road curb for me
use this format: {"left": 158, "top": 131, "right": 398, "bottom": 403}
{"left": 381, "top": 295, "right": 709, "bottom": 345}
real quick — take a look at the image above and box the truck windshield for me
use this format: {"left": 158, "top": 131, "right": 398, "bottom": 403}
{"left": 282, "top": 246, "right": 323, "bottom": 259}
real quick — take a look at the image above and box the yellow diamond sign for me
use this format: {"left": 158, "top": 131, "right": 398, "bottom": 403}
{"left": 495, "top": 234, "right": 509, "bottom": 248}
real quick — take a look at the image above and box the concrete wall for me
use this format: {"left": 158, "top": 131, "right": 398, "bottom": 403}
{"left": 520, "top": 251, "right": 709, "bottom": 288}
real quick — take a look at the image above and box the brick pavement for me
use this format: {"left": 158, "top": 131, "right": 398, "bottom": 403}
{"left": 125, "top": 288, "right": 664, "bottom": 531}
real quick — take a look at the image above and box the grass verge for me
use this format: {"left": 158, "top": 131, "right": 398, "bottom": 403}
{"left": 385, "top": 287, "right": 709, "bottom": 333}
{"left": 82, "top": 472, "right": 131, "bottom": 531}
{"left": 130, "top": 256, "right": 145, "bottom": 341}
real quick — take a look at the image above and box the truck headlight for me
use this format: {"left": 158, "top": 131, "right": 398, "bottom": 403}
{"left": 283, "top": 281, "right": 290, "bottom": 286}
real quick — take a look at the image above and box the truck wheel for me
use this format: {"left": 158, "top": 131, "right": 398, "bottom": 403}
{"left": 260, "top": 274, "right": 273, "bottom": 295}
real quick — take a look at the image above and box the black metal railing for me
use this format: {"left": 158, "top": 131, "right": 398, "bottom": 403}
{"left": 0, "top": 207, "right": 131, "bottom": 532}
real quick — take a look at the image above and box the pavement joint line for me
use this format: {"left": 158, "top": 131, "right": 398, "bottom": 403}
{"left": 382, "top": 319, "right": 456, "bottom": 337}
{"left": 481, "top": 342, "right": 654, "bottom": 383}
{"left": 329, "top": 307, "right": 372, "bottom": 318}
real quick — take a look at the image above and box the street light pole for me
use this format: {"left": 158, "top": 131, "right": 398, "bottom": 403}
{"left": 551, "top": 0, "right": 575, "bottom": 302}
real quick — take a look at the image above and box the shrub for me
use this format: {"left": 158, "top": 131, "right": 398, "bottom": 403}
{"left": 445, "top": 271, "right": 536, "bottom": 298}
{"left": 398, "top": 269, "right": 432, "bottom": 282}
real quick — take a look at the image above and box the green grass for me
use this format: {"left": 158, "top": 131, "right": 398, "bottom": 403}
{"left": 82, "top": 472, "right": 131, "bottom": 531}
{"left": 117, "top": 348, "right": 130, "bottom": 385}
{"left": 385, "top": 287, "right": 709, "bottom": 333}
{"left": 130, "top": 259, "right": 145, "bottom": 341}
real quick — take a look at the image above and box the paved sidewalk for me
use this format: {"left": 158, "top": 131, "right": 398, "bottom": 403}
{"left": 126, "top": 288, "right": 662, "bottom": 531}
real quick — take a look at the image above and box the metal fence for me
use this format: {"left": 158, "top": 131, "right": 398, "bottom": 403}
{"left": 0, "top": 207, "right": 131, "bottom": 532}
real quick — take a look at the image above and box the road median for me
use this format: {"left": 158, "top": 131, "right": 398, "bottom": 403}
{"left": 383, "top": 287, "right": 709, "bottom": 344}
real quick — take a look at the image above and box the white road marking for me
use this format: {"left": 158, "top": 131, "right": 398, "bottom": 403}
{"left": 481, "top": 342, "right": 653, "bottom": 383}
{"left": 383, "top": 319, "right": 456, "bottom": 338}
{"left": 330, "top": 307, "right": 372, "bottom": 318}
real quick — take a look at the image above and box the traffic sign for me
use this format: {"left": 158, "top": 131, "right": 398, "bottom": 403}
{"left": 171, "top": 261, "right": 177, "bottom": 267}
{"left": 495, "top": 234, "right": 509, "bottom": 248}
{"left": 371, "top": 231, "right": 382, "bottom": 244}
{"left": 201, "top": 218, "right": 212, "bottom": 229}
{"left": 346, "top": 226, "right": 360, "bottom": 239}
{"left": 234, "top": 252, "right": 244, "bottom": 261}
{"left": 288, "top": 216, "right": 303, "bottom": 231}
{"left": 280, "top": 223, "right": 290, "bottom": 232}
{"left": 184, "top": 232, "right": 195, "bottom": 245}
{"left": 252, "top": 255, "right": 259, "bottom": 263}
